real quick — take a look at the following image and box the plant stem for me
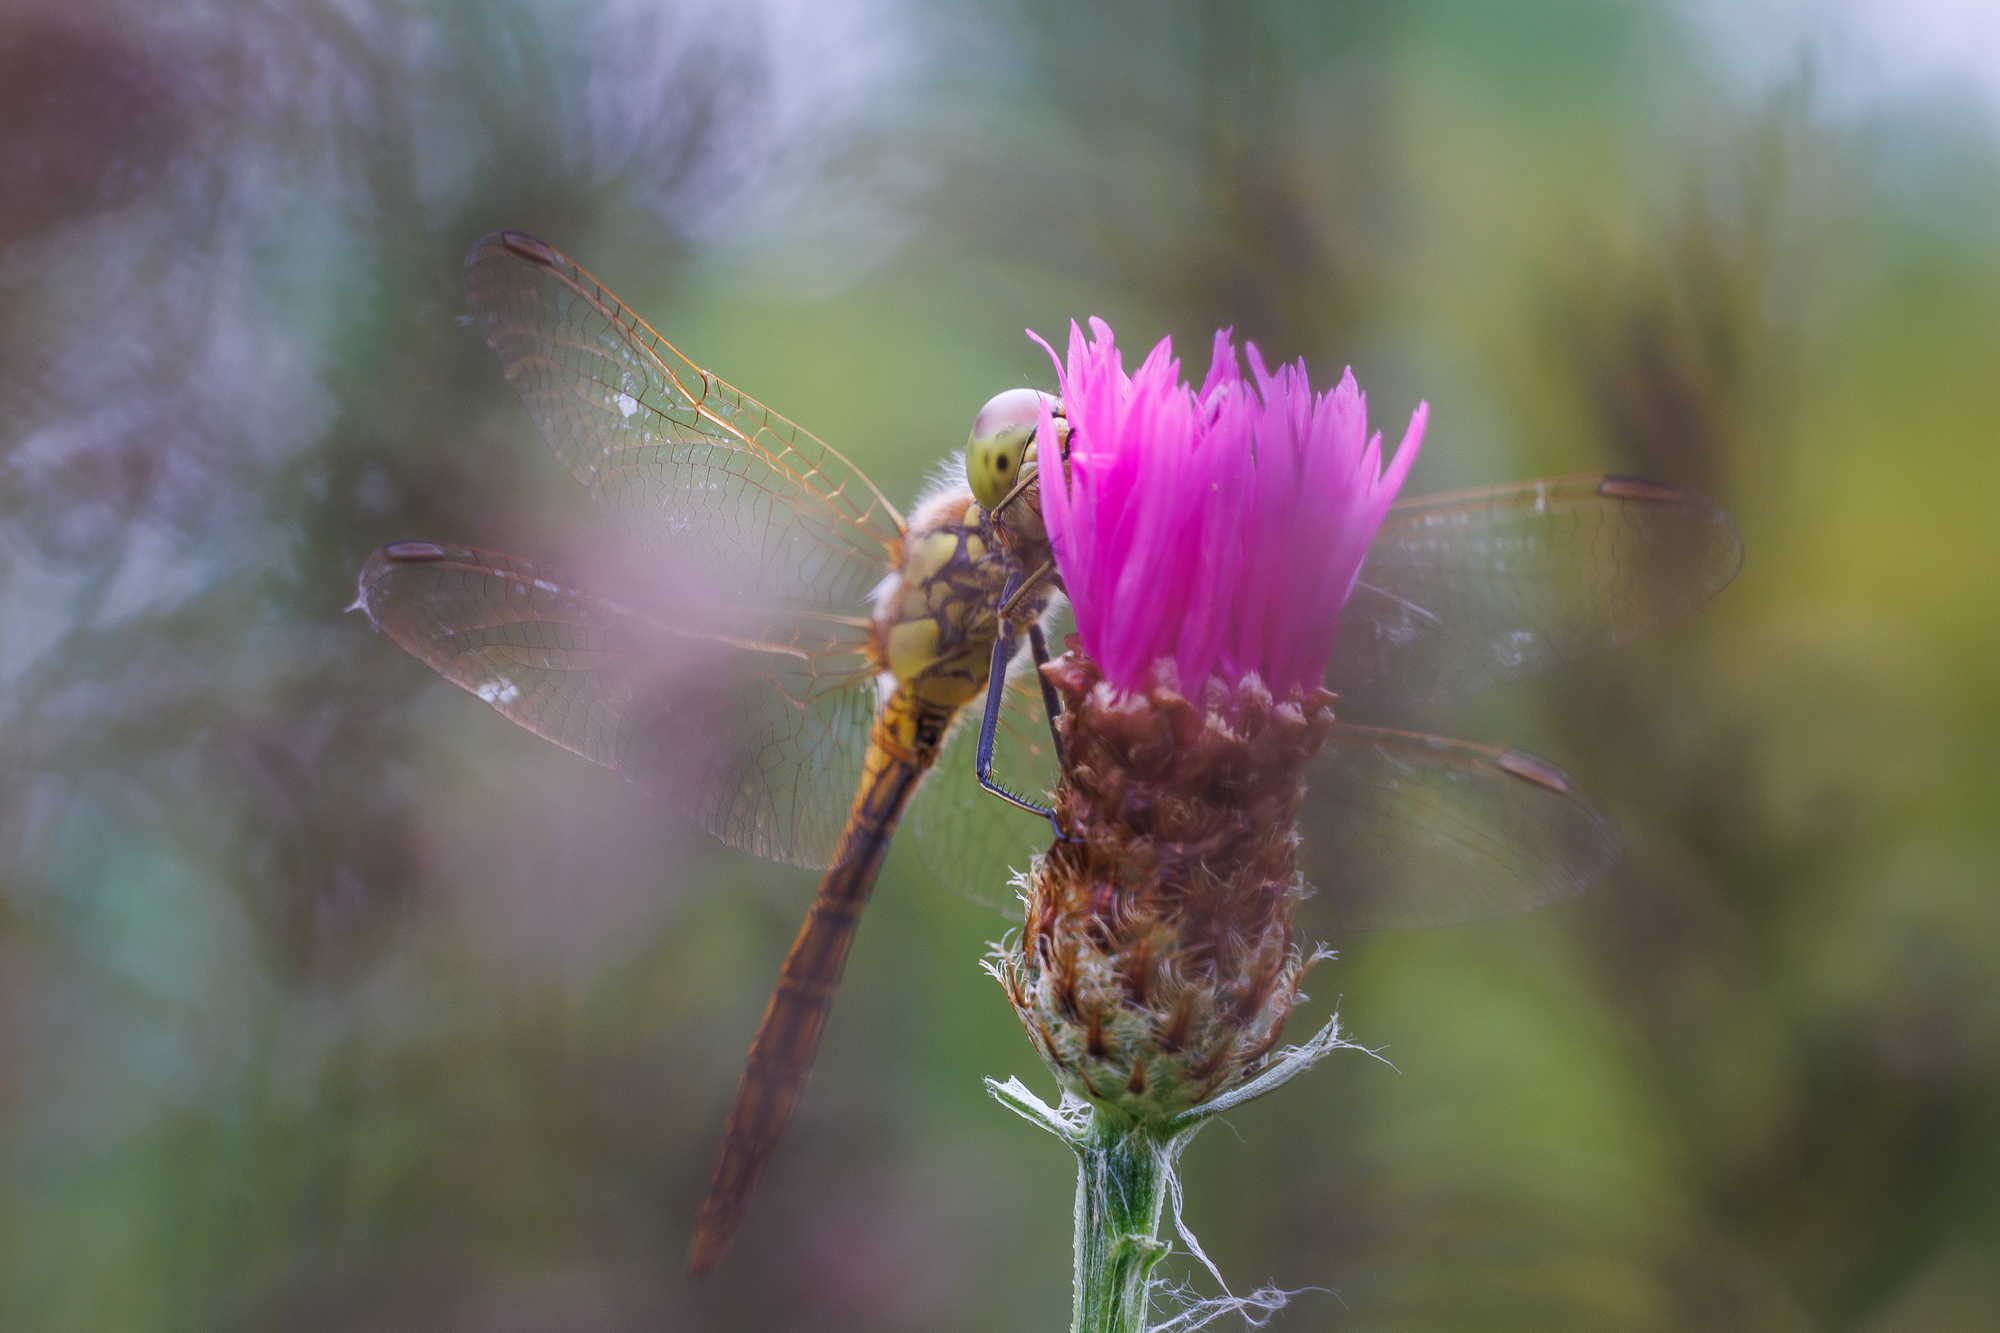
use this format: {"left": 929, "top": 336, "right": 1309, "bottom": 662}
{"left": 1071, "top": 1111, "right": 1189, "bottom": 1333}
{"left": 987, "top": 1017, "right": 1358, "bottom": 1331}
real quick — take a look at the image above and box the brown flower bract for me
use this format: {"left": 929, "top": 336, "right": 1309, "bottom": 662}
{"left": 997, "top": 648, "right": 1335, "bottom": 1122}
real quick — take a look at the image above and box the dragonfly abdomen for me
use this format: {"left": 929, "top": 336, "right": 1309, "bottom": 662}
{"left": 688, "top": 686, "right": 955, "bottom": 1278}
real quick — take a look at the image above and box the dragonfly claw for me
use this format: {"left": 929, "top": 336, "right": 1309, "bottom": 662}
{"left": 1047, "top": 810, "right": 1084, "bottom": 845}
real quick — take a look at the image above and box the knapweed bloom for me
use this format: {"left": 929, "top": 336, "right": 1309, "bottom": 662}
{"left": 996, "top": 318, "right": 1426, "bottom": 1124}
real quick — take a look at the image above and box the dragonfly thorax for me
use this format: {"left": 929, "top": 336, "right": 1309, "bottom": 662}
{"left": 875, "top": 485, "right": 1054, "bottom": 710}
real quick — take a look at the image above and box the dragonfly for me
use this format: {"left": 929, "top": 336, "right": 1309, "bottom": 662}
{"left": 356, "top": 231, "right": 1742, "bottom": 1277}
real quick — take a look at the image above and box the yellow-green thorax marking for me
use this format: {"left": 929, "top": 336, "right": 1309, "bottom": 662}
{"left": 874, "top": 489, "right": 1051, "bottom": 711}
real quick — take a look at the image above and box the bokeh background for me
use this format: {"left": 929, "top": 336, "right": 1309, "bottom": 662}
{"left": 3, "top": 1, "right": 1998, "bottom": 1329}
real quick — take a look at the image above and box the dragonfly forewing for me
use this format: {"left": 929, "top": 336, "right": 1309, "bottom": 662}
{"left": 1328, "top": 475, "right": 1742, "bottom": 711}
{"left": 462, "top": 231, "right": 905, "bottom": 606}
{"left": 358, "top": 541, "right": 879, "bottom": 869}
{"left": 1294, "top": 723, "right": 1621, "bottom": 931}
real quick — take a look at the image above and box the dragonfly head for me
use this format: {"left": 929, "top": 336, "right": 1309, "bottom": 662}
{"left": 967, "top": 388, "right": 1062, "bottom": 545}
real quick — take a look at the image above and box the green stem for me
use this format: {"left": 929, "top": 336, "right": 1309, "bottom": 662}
{"left": 986, "top": 1015, "right": 1357, "bottom": 1332}
{"left": 1071, "top": 1111, "right": 1190, "bottom": 1333}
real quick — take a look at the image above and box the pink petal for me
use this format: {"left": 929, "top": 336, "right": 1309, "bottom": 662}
{"left": 1033, "top": 321, "right": 1424, "bottom": 695}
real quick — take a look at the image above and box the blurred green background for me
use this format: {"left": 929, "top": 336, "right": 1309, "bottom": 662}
{"left": 3, "top": 1, "right": 1997, "bottom": 1329}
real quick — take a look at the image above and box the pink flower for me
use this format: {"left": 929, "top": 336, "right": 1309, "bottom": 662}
{"left": 1034, "top": 317, "right": 1428, "bottom": 697}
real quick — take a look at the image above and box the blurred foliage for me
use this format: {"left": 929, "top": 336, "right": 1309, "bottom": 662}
{"left": 2, "top": 1, "right": 1998, "bottom": 1330}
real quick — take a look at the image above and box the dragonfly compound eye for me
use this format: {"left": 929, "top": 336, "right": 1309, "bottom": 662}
{"left": 967, "top": 387, "right": 1058, "bottom": 510}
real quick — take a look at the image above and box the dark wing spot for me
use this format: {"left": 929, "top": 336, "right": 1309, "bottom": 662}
{"left": 1498, "top": 749, "right": 1572, "bottom": 794}
{"left": 500, "top": 231, "right": 559, "bottom": 267}
{"left": 1598, "top": 475, "right": 1681, "bottom": 502}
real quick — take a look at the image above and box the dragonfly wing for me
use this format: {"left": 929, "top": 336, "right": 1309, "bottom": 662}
{"left": 357, "top": 541, "right": 875, "bottom": 869}
{"left": 1328, "top": 475, "right": 1741, "bottom": 710}
{"left": 910, "top": 600, "right": 1073, "bottom": 914}
{"left": 911, "top": 670, "right": 1059, "bottom": 916}
{"left": 462, "top": 230, "right": 905, "bottom": 606}
{"left": 1296, "top": 723, "right": 1621, "bottom": 931}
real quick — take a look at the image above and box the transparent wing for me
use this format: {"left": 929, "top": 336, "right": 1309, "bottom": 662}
{"left": 462, "top": 230, "right": 905, "bottom": 606}
{"left": 910, "top": 601, "right": 1074, "bottom": 914}
{"left": 1295, "top": 723, "right": 1621, "bottom": 932}
{"left": 1328, "top": 476, "right": 1741, "bottom": 711}
{"left": 911, "top": 670, "right": 1060, "bottom": 916}
{"left": 357, "top": 541, "right": 877, "bottom": 869}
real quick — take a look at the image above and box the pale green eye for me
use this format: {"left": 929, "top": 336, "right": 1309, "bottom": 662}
{"left": 967, "top": 387, "right": 1057, "bottom": 509}
{"left": 967, "top": 433, "right": 1028, "bottom": 509}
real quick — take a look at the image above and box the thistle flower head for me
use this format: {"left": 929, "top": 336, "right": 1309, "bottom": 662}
{"left": 999, "top": 319, "right": 1426, "bottom": 1125}
{"left": 994, "top": 653, "right": 1336, "bottom": 1123}
{"left": 1035, "top": 317, "right": 1427, "bottom": 696}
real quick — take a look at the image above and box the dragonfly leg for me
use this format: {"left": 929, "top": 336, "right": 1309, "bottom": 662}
{"left": 998, "top": 558, "right": 1058, "bottom": 622}
{"left": 975, "top": 615, "right": 1081, "bottom": 843}
{"left": 992, "top": 465, "right": 1038, "bottom": 521}
{"left": 1026, "top": 622, "right": 1083, "bottom": 844}
{"left": 975, "top": 628, "right": 1047, "bottom": 816}
{"left": 1026, "top": 621, "right": 1066, "bottom": 767}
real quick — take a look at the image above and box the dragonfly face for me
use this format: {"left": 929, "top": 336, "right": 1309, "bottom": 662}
{"left": 356, "top": 230, "right": 1740, "bottom": 1275}
{"left": 965, "top": 387, "right": 1060, "bottom": 548}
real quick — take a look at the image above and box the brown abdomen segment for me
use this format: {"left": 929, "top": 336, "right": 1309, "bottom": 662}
{"left": 687, "top": 690, "right": 948, "bottom": 1277}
